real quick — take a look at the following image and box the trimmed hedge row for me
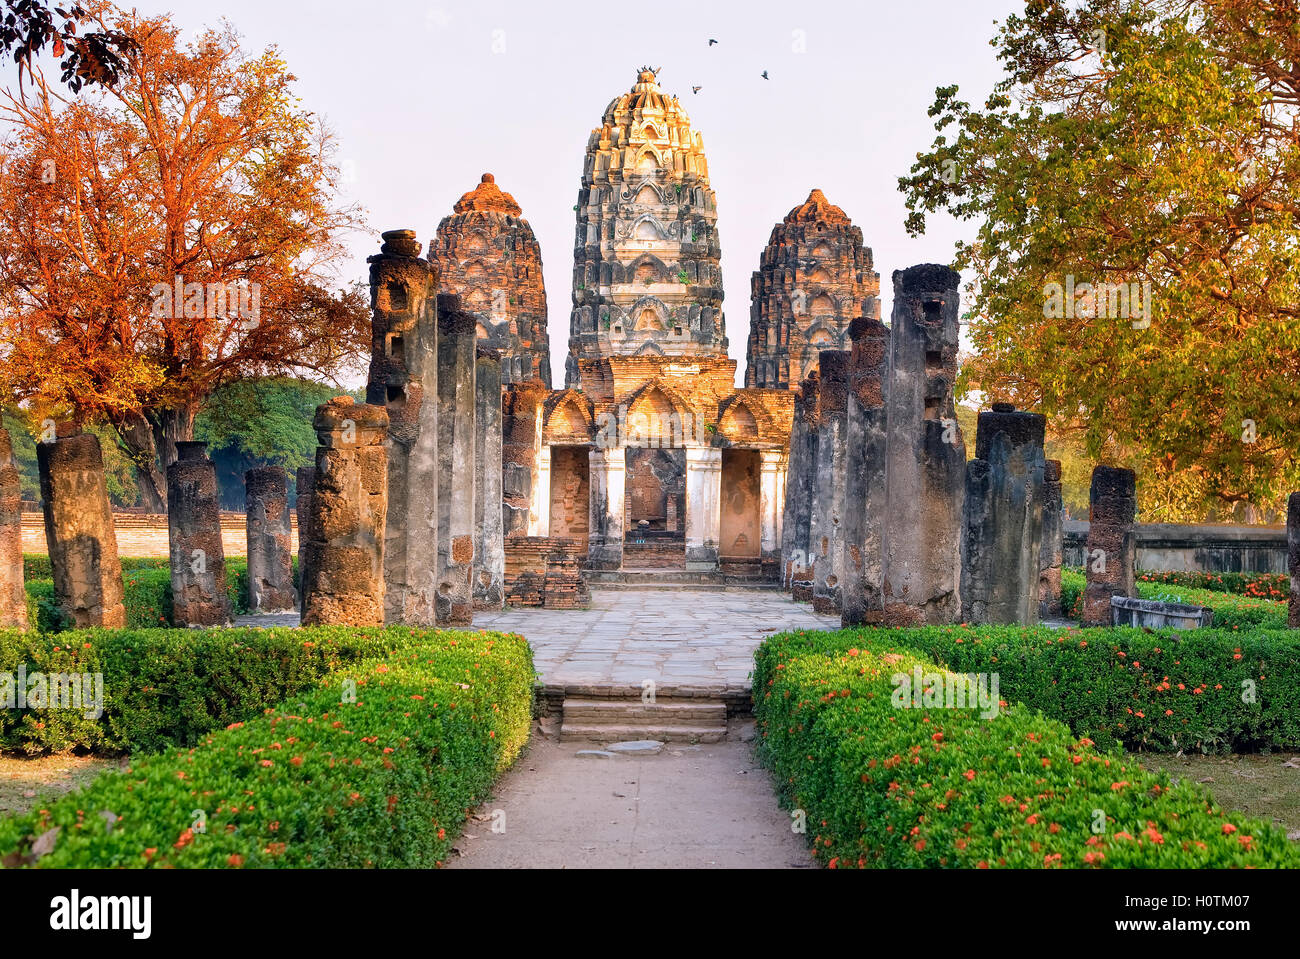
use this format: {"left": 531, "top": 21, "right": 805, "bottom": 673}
{"left": 754, "top": 629, "right": 1300, "bottom": 868}
{"left": 1060, "top": 569, "right": 1287, "bottom": 630}
{"left": 1134, "top": 570, "right": 1289, "bottom": 601}
{"left": 21, "top": 558, "right": 277, "bottom": 632}
{"left": 0, "top": 625, "right": 489, "bottom": 756}
{"left": 22, "top": 555, "right": 169, "bottom": 579}
{"left": 905, "top": 624, "right": 1300, "bottom": 753}
{"left": 0, "top": 629, "right": 534, "bottom": 868}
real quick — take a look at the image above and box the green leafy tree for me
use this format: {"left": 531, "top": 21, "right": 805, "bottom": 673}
{"left": 902, "top": 0, "right": 1300, "bottom": 521}
{"left": 195, "top": 377, "right": 358, "bottom": 508}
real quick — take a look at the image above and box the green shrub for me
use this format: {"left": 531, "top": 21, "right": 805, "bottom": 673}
{"left": 0, "top": 625, "right": 515, "bottom": 756}
{"left": 20, "top": 558, "right": 259, "bottom": 633}
{"left": 23, "top": 555, "right": 168, "bottom": 579}
{"left": 0, "top": 629, "right": 533, "bottom": 868}
{"left": 754, "top": 629, "right": 1299, "bottom": 868}
{"left": 903, "top": 624, "right": 1300, "bottom": 753}
{"left": 1060, "top": 568, "right": 1286, "bottom": 630}
{"left": 1135, "top": 570, "right": 1289, "bottom": 600}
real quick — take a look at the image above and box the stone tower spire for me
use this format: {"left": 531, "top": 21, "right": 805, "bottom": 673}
{"left": 430, "top": 173, "right": 551, "bottom": 386}
{"left": 746, "top": 189, "right": 880, "bottom": 390}
{"left": 565, "top": 67, "right": 727, "bottom": 388}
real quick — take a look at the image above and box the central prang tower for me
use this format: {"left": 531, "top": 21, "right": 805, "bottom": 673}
{"left": 565, "top": 67, "right": 727, "bottom": 388}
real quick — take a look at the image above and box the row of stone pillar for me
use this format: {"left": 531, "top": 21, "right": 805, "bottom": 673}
{"left": 782, "top": 264, "right": 1188, "bottom": 630}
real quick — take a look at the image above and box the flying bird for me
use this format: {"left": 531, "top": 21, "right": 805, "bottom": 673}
{"left": 708, "top": 38, "right": 718, "bottom": 46}
{"left": 761, "top": 70, "right": 769, "bottom": 80}
{"left": 692, "top": 85, "right": 702, "bottom": 94}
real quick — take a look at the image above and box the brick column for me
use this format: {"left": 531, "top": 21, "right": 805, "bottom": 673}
{"left": 587, "top": 446, "right": 625, "bottom": 570}
{"left": 811, "top": 351, "right": 848, "bottom": 615}
{"left": 367, "top": 229, "right": 440, "bottom": 625}
{"left": 296, "top": 466, "right": 316, "bottom": 614}
{"left": 245, "top": 466, "right": 295, "bottom": 613}
{"left": 1082, "top": 465, "right": 1137, "bottom": 627}
{"left": 0, "top": 428, "right": 27, "bottom": 629}
{"left": 758, "top": 449, "right": 787, "bottom": 581}
{"left": 167, "top": 441, "right": 231, "bottom": 626}
{"left": 302, "top": 398, "right": 389, "bottom": 626}
{"left": 840, "top": 314, "right": 889, "bottom": 627}
{"left": 1039, "top": 459, "right": 1064, "bottom": 619}
{"left": 436, "top": 293, "right": 477, "bottom": 626}
{"left": 959, "top": 404, "right": 1046, "bottom": 625}
{"left": 684, "top": 446, "right": 722, "bottom": 571}
{"left": 881, "top": 264, "right": 966, "bottom": 625}
{"left": 474, "top": 348, "right": 505, "bottom": 610}
{"left": 37, "top": 427, "right": 126, "bottom": 628}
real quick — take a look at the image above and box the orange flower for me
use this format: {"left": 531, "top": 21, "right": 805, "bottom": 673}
{"left": 1222, "top": 823, "right": 1237, "bottom": 835}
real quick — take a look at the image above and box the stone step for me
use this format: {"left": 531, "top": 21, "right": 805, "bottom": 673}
{"left": 559, "top": 723, "right": 727, "bottom": 744}
{"left": 561, "top": 698, "right": 726, "bottom": 722}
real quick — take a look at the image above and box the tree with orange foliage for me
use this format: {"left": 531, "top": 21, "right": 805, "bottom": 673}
{"left": 0, "top": 3, "right": 368, "bottom": 508}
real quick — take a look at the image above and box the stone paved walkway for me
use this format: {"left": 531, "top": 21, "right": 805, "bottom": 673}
{"left": 474, "top": 588, "right": 840, "bottom": 691}
{"left": 447, "top": 726, "right": 813, "bottom": 869}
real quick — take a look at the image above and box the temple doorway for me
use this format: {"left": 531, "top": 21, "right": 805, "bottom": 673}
{"left": 623, "top": 447, "right": 686, "bottom": 568}
{"left": 548, "top": 446, "right": 590, "bottom": 553}
{"left": 720, "top": 449, "right": 761, "bottom": 565}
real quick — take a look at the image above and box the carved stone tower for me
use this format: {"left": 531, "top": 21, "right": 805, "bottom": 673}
{"left": 746, "top": 189, "right": 880, "bottom": 390}
{"left": 565, "top": 67, "right": 727, "bottom": 388}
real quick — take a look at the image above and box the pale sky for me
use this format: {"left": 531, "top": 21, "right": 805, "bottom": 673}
{"left": 58, "top": 0, "right": 1018, "bottom": 386}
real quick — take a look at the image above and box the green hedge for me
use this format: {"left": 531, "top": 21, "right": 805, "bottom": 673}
{"left": 903, "top": 624, "right": 1300, "bottom": 753}
{"left": 754, "top": 629, "right": 1300, "bottom": 868}
{"left": 1134, "top": 570, "right": 1289, "bottom": 601}
{"left": 0, "top": 624, "right": 494, "bottom": 756}
{"left": 0, "top": 629, "right": 533, "bottom": 868}
{"left": 22, "top": 555, "right": 168, "bottom": 579}
{"left": 1060, "top": 569, "right": 1287, "bottom": 630}
{"left": 21, "top": 558, "right": 273, "bottom": 633}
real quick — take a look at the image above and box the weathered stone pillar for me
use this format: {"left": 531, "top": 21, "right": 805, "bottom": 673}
{"left": 366, "top": 229, "right": 440, "bottom": 625}
{"left": 758, "top": 449, "right": 787, "bottom": 581}
{"left": 811, "top": 351, "right": 849, "bottom": 615}
{"left": 841, "top": 314, "right": 889, "bottom": 627}
{"left": 37, "top": 427, "right": 126, "bottom": 628}
{"left": 0, "top": 428, "right": 28, "bottom": 630}
{"left": 502, "top": 381, "right": 547, "bottom": 539}
{"left": 436, "top": 293, "right": 477, "bottom": 626}
{"left": 474, "top": 347, "right": 505, "bottom": 610}
{"left": 1287, "top": 493, "right": 1300, "bottom": 628}
{"left": 533, "top": 444, "right": 553, "bottom": 536}
{"left": 959, "top": 404, "right": 1046, "bottom": 625}
{"left": 302, "top": 398, "right": 389, "bottom": 626}
{"left": 1039, "top": 459, "right": 1064, "bottom": 619}
{"left": 1082, "top": 465, "right": 1137, "bottom": 627}
{"left": 881, "top": 264, "right": 966, "bottom": 625}
{"left": 245, "top": 466, "right": 295, "bottom": 613}
{"left": 167, "top": 441, "right": 231, "bottom": 626}
{"left": 587, "top": 446, "right": 625, "bottom": 570}
{"left": 685, "top": 446, "right": 723, "bottom": 570}
{"left": 296, "top": 466, "right": 316, "bottom": 614}
{"left": 780, "top": 373, "right": 818, "bottom": 598}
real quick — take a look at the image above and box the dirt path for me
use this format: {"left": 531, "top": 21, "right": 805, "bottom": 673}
{"left": 448, "top": 720, "right": 812, "bottom": 869}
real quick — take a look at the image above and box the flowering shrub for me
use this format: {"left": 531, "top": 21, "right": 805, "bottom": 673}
{"left": 0, "top": 625, "right": 527, "bottom": 756}
{"left": 754, "top": 629, "right": 1300, "bottom": 868}
{"left": 908, "top": 624, "right": 1300, "bottom": 752}
{"left": 1060, "top": 569, "right": 1287, "bottom": 630}
{"left": 0, "top": 629, "right": 533, "bottom": 868}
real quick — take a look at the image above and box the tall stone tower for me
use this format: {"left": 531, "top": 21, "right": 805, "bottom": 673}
{"left": 430, "top": 173, "right": 551, "bottom": 387}
{"left": 565, "top": 67, "right": 727, "bottom": 388}
{"left": 746, "top": 189, "right": 880, "bottom": 390}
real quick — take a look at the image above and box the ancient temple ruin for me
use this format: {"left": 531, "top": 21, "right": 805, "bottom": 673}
{"left": 747, "top": 190, "right": 881, "bottom": 390}
{"left": 430, "top": 174, "right": 551, "bottom": 386}
{"left": 790, "top": 266, "right": 967, "bottom": 625}
{"left": 564, "top": 66, "right": 727, "bottom": 386}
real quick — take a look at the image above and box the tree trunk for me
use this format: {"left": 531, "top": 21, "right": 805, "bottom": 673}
{"left": 110, "top": 403, "right": 199, "bottom": 513}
